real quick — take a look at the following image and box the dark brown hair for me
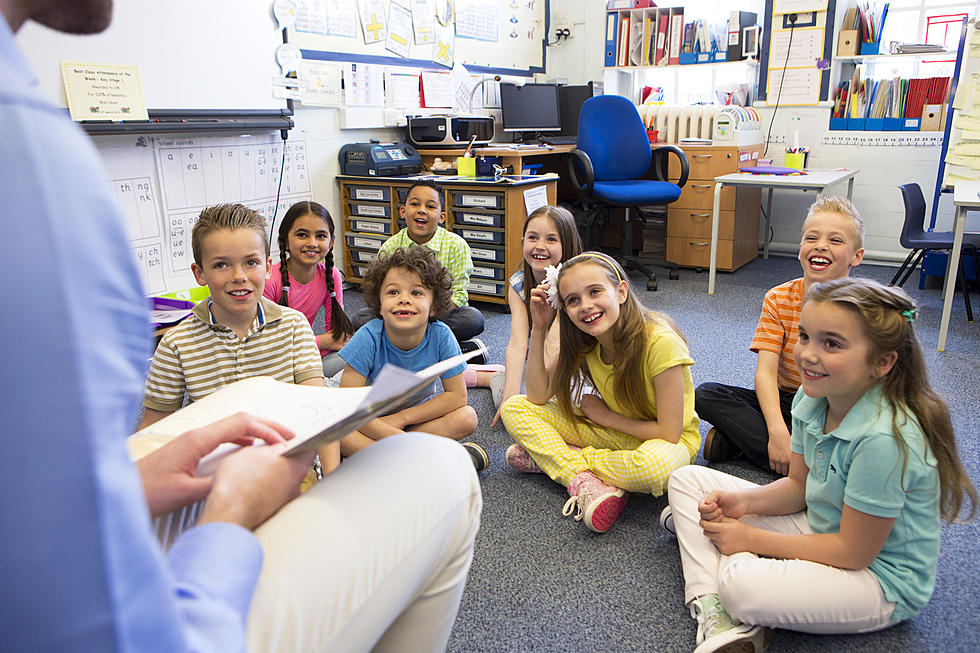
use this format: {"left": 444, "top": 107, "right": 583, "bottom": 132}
{"left": 520, "top": 205, "right": 583, "bottom": 320}
{"left": 275, "top": 201, "right": 353, "bottom": 341}
{"left": 361, "top": 246, "right": 454, "bottom": 322}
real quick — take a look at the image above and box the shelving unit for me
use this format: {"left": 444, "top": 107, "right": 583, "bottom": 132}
{"left": 603, "top": 60, "right": 759, "bottom": 105}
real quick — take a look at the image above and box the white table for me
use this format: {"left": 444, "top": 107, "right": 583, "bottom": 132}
{"left": 708, "top": 168, "right": 860, "bottom": 294}
{"left": 939, "top": 182, "right": 980, "bottom": 351}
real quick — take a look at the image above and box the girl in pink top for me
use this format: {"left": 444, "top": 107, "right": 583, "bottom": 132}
{"left": 265, "top": 201, "right": 354, "bottom": 377}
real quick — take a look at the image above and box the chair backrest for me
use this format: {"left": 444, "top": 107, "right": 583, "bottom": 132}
{"left": 898, "top": 183, "right": 927, "bottom": 246}
{"left": 576, "top": 95, "right": 652, "bottom": 182}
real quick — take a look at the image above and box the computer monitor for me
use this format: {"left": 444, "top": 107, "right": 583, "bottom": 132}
{"left": 557, "top": 82, "right": 597, "bottom": 137}
{"left": 500, "top": 83, "right": 561, "bottom": 135}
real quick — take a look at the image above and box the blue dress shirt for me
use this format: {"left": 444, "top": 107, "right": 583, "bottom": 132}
{"left": 0, "top": 19, "right": 261, "bottom": 652}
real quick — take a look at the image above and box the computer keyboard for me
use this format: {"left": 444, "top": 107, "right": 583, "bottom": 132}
{"left": 539, "top": 136, "right": 578, "bottom": 145}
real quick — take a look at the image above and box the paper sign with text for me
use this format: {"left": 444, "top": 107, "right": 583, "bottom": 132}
{"left": 61, "top": 60, "right": 148, "bottom": 122}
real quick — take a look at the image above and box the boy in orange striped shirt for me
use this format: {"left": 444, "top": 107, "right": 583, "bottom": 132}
{"left": 694, "top": 197, "right": 865, "bottom": 475}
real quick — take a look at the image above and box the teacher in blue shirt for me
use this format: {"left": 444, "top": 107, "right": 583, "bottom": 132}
{"left": 0, "top": 2, "right": 481, "bottom": 652}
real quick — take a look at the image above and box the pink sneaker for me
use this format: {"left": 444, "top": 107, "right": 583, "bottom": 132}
{"left": 505, "top": 444, "right": 543, "bottom": 473}
{"left": 562, "top": 471, "right": 629, "bottom": 533}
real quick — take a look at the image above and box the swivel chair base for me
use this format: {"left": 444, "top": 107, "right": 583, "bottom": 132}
{"left": 616, "top": 206, "right": 678, "bottom": 292}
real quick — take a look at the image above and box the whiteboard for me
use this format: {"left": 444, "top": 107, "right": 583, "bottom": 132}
{"left": 98, "top": 133, "right": 311, "bottom": 296}
{"left": 15, "top": 0, "right": 288, "bottom": 112}
{"left": 288, "top": 0, "right": 547, "bottom": 76}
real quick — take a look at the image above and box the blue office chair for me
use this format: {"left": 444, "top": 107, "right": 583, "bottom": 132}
{"left": 566, "top": 94, "right": 689, "bottom": 290}
{"left": 891, "top": 183, "right": 979, "bottom": 322}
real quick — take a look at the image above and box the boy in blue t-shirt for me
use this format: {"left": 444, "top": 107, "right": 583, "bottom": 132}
{"left": 339, "top": 246, "right": 486, "bottom": 469}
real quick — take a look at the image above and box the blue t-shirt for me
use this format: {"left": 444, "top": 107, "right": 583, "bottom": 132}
{"left": 340, "top": 319, "right": 465, "bottom": 398}
{"left": 790, "top": 384, "right": 941, "bottom": 622}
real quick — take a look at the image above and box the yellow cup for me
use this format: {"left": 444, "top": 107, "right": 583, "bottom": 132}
{"left": 784, "top": 152, "right": 806, "bottom": 170}
{"left": 456, "top": 156, "right": 476, "bottom": 177}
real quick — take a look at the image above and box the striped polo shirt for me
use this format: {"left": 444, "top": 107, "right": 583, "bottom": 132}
{"left": 143, "top": 296, "right": 323, "bottom": 412}
{"left": 749, "top": 277, "right": 804, "bottom": 391}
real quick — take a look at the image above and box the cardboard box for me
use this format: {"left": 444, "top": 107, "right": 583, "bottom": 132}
{"left": 837, "top": 30, "right": 860, "bottom": 56}
{"left": 920, "top": 104, "right": 943, "bottom": 131}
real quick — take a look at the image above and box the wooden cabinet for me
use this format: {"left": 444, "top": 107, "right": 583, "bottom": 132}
{"left": 337, "top": 175, "right": 556, "bottom": 305}
{"left": 665, "top": 144, "right": 761, "bottom": 271}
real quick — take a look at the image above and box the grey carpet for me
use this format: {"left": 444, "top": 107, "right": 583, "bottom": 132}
{"left": 339, "top": 255, "right": 980, "bottom": 653}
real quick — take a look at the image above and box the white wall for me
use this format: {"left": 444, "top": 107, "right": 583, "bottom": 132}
{"left": 542, "top": 0, "right": 980, "bottom": 263}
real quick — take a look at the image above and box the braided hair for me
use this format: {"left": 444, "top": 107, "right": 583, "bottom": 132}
{"left": 277, "top": 201, "right": 354, "bottom": 342}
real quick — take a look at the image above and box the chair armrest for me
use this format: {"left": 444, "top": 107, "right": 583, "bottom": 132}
{"left": 651, "top": 144, "right": 689, "bottom": 188}
{"left": 566, "top": 149, "right": 595, "bottom": 198}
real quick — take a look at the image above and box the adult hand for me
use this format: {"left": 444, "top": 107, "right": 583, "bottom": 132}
{"left": 700, "top": 517, "right": 755, "bottom": 555}
{"left": 529, "top": 285, "right": 556, "bottom": 330}
{"left": 579, "top": 393, "right": 610, "bottom": 425}
{"left": 698, "top": 490, "right": 747, "bottom": 522}
{"left": 198, "top": 442, "right": 313, "bottom": 531}
{"left": 767, "top": 425, "right": 792, "bottom": 476}
{"left": 137, "top": 412, "right": 296, "bottom": 517}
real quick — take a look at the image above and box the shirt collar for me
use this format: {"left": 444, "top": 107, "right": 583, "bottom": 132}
{"left": 189, "top": 295, "right": 282, "bottom": 331}
{"left": 792, "top": 383, "right": 888, "bottom": 441}
{"left": 0, "top": 16, "right": 39, "bottom": 90}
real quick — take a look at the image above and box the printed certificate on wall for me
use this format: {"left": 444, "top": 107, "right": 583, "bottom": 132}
{"left": 60, "top": 60, "right": 148, "bottom": 122}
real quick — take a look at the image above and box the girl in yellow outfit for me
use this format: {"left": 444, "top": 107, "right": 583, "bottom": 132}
{"left": 500, "top": 252, "right": 700, "bottom": 533}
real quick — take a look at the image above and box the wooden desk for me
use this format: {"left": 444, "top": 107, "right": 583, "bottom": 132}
{"left": 337, "top": 174, "right": 557, "bottom": 305}
{"left": 940, "top": 182, "right": 980, "bottom": 351}
{"left": 708, "top": 169, "right": 859, "bottom": 294}
{"left": 416, "top": 144, "right": 575, "bottom": 176}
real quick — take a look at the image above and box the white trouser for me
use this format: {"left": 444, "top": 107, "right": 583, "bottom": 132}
{"left": 246, "top": 432, "right": 482, "bottom": 652}
{"left": 667, "top": 465, "right": 895, "bottom": 635}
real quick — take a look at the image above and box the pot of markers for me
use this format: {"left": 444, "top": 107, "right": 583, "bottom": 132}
{"left": 785, "top": 130, "right": 808, "bottom": 170}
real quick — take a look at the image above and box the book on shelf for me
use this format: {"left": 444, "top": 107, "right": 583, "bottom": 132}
{"left": 128, "top": 351, "right": 480, "bottom": 468}
{"left": 668, "top": 8, "right": 684, "bottom": 65}
{"left": 604, "top": 11, "right": 619, "bottom": 66}
{"left": 655, "top": 11, "right": 669, "bottom": 66}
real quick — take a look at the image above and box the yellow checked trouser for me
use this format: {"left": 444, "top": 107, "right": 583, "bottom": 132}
{"left": 499, "top": 395, "right": 694, "bottom": 494}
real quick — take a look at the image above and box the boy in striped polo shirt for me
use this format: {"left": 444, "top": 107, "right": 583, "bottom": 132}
{"left": 694, "top": 197, "right": 865, "bottom": 475}
{"left": 139, "top": 204, "right": 336, "bottom": 469}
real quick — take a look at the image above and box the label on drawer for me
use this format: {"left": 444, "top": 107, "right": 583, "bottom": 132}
{"left": 472, "top": 265, "right": 501, "bottom": 279}
{"left": 353, "top": 188, "right": 385, "bottom": 201}
{"left": 459, "top": 212, "right": 495, "bottom": 226}
{"left": 460, "top": 194, "right": 496, "bottom": 207}
{"left": 470, "top": 247, "right": 501, "bottom": 261}
{"left": 352, "top": 220, "right": 386, "bottom": 233}
{"left": 351, "top": 236, "right": 383, "bottom": 249}
{"left": 460, "top": 229, "right": 494, "bottom": 241}
{"left": 355, "top": 204, "right": 387, "bottom": 217}
{"left": 469, "top": 281, "right": 502, "bottom": 295}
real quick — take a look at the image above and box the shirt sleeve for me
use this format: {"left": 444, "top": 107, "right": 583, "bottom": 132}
{"left": 646, "top": 326, "right": 694, "bottom": 378}
{"left": 843, "top": 434, "right": 908, "bottom": 519}
{"left": 167, "top": 523, "right": 263, "bottom": 653}
{"left": 339, "top": 322, "right": 379, "bottom": 381}
{"left": 448, "top": 236, "right": 473, "bottom": 308}
{"left": 749, "top": 290, "right": 784, "bottom": 355}
{"left": 289, "top": 314, "right": 324, "bottom": 384}
{"left": 143, "top": 336, "right": 186, "bottom": 412}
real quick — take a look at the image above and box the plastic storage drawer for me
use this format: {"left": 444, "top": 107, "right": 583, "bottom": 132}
{"left": 349, "top": 248, "right": 380, "bottom": 264}
{"left": 468, "top": 279, "right": 505, "bottom": 296}
{"left": 349, "top": 217, "right": 392, "bottom": 236}
{"left": 471, "top": 263, "right": 505, "bottom": 280}
{"left": 469, "top": 244, "right": 505, "bottom": 263}
{"left": 455, "top": 210, "right": 504, "bottom": 228}
{"left": 458, "top": 227, "right": 504, "bottom": 245}
{"left": 346, "top": 232, "right": 386, "bottom": 251}
{"left": 348, "top": 186, "right": 390, "bottom": 202}
{"left": 348, "top": 201, "right": 391, "bottom": 218}
{"left": 451, "top": 191, "right": 503, "bottom": 209}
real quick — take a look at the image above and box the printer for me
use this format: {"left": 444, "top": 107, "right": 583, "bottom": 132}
{"left": 338, "top": 140, "right": 423, "bottom": 177}
{"left": 406, "top": 115, "right": 494, "bottom": 148}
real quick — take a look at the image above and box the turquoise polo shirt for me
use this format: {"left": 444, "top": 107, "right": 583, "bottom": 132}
{"left": 790, "top": 384, "right": 941, "bottom": 622}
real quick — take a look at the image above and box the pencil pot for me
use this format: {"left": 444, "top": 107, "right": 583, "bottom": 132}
{"left": 784, "top": 151, "right": 807, "bottom": 170}
{"left": 860, "top": 39, "right": 882, "bottom": 55}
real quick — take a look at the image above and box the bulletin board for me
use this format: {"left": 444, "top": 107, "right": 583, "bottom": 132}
{"left": 758, "top": 0, "right": 836, "bottom": 104}
{"left": 287, "top": 0, "right": 549, "bottom": 76}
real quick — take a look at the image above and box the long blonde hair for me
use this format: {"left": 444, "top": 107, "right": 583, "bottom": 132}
{"left": 805, "top": 278, "right": 977, "bottom": 522}
{"left": 552, "top": 252, "right": 684, "bottom": 423}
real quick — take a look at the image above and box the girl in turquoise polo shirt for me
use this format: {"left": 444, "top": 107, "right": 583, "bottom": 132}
{"left": 663, "top": 277, "right": 977, "bottom": 653}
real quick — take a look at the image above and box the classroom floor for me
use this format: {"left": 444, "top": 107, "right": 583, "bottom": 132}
{"left": 338, "top": 254, "right": 980, "bottom": 653}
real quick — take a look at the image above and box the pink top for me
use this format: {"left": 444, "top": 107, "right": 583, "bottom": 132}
{"left": 264, "top": 261, "right": 345, "bottom": 357}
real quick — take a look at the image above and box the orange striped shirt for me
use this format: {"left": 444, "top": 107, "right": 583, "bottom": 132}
{"left": 749, "top": 277, "right": 804, "bottom": 391}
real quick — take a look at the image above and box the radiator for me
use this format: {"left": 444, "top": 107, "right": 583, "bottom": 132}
{"left": 639, "top": 104, "right": 719, "bottom": 143}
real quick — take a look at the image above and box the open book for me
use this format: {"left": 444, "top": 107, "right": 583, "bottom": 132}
{"left": 128, "top": 351, "right": 478, "bottom": 473}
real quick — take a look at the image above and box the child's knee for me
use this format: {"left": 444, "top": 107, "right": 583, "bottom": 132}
{"left": 717, "top": 554, "right": 768, "bottom": 623}
{"left": 498, "top": 394, "right": 528, "bottom": 422}
{"left": 457, "top": 405, "right": 478, "bottom": 436}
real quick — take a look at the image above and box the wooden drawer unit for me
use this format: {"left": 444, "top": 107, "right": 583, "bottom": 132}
{"left": 337, "top": 175, "right": 557, "bottom": 304}
{"left": 665, "top": 144, "right": 761, "bottom": 272}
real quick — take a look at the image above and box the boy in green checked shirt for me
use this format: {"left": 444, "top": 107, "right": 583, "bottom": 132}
{"left": 354, "top": 180, "right": 487, "bottom": 361}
